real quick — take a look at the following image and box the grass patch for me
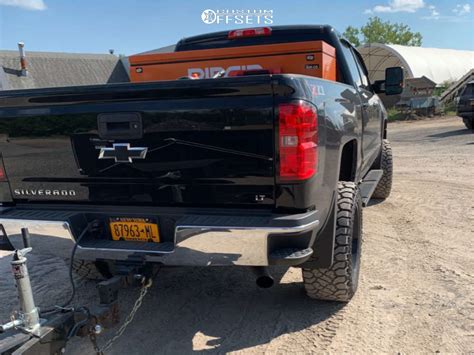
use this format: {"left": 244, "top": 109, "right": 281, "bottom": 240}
{"left": 387, "top": 108, "right": 405, "bottom": 121}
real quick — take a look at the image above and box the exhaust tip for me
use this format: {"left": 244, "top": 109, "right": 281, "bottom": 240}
{"left": 256, "top": 275, "right": 274, "bottom": 289}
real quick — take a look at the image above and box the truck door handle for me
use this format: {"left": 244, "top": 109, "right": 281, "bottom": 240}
{"left": 97, "top": 113, "right": 143, "bottom": 140}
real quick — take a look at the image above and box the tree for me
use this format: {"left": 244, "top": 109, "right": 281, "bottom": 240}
{"left": 343, "top": 26, "right": 361, "bottom": 47}
{"left": 343, "top": 17, "right": 423, "bottom": 47}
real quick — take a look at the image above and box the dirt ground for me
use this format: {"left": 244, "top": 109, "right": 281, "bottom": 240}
{"left": 1, "top": 116, "right": 473, "bottom": 354}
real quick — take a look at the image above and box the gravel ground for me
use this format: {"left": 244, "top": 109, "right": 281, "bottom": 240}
{"left": 1, "top": 116, "right": 473, "bottom": 354}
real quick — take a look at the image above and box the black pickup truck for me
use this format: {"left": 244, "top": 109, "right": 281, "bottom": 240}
{"left": 0, "top": 26, "right": 402, "bottom": 302}
{"left": 457, "top": 80, "right": 474, "bottom": 130}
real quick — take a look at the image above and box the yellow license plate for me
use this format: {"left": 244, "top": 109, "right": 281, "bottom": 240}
{"left": 109, "top": 218, "right": 160, "bottom": 242}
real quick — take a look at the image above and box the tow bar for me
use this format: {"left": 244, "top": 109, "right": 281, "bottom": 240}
{"left": 0, "top": 226, "right": 154, "bottom": 355}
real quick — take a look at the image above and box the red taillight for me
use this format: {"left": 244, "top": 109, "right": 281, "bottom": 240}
{"left": 278, "top": 101, "right": 318, "bottom": 181}
{"left": 228, "top": 27, "right": 272, "bottom": 39}
{"left": 0, "top": 164, "right": 7, "bottom": 182}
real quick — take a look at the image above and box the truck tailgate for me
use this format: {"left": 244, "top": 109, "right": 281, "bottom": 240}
{"left": 0, "top": 78, "right": 276, "bottom": 207}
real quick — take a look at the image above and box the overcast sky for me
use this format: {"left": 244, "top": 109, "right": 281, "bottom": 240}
{"left": 0, "top": 0, "right": 473, "bottom": 54}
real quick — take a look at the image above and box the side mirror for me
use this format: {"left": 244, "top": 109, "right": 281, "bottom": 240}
{"left": 385, "top": 67, "right": 404, "bottom": 95}
{"left": 372, "top": 80, "right": 386, "bottom": 94}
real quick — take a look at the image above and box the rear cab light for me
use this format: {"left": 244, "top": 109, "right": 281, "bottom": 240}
{"left": 228, "top": 27, "right": 272, "bottom": 39}
{"left": 278, "top": 101, "right": 318, "bottom": 181}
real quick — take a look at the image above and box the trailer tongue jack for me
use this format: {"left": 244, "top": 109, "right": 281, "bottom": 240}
{"left": 0, "top": 227, "right": 152, "bottom": 355}
{"left": 1, "top": 247, "right": 41, "bottom": 336}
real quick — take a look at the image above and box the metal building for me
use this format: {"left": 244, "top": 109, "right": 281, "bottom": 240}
{"left": 358, "top": 43, "right": 474, "bottom": 107}
{"left": 358, "top": 43, "right": 474, "bottom": 84}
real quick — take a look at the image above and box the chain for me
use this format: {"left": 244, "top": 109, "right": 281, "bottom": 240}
{"left": 90, "top": 277, "right": 153, "bottom": 355}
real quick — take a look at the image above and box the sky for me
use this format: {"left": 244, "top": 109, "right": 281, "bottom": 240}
{"left": 0, "top": 0, "right": 473, "bottom": 55}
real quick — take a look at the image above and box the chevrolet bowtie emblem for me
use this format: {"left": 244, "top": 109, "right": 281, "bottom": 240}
{"left": 98, "top": 143, "right": 148, "bottom": 163}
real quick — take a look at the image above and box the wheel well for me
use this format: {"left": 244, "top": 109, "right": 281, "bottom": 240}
{"left": 339, "top": 140, "right": 357, "bottom": 182}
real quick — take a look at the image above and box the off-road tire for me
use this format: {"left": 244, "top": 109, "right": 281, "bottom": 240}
{"left": 372, "top": 139, "right": 393, "bottom": 199}
{"left": 463, "top": 118, "right": 473, "bottom": 130}
{"left": 303, "top": 182, "right": 362, "bottom": 302}
{"left": 72, "top": 259, "right": 111, "bottom": 280}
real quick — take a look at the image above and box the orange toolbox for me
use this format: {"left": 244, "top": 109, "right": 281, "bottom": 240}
{"left": 129, "top": 40, "right": 336, "bottom": 82}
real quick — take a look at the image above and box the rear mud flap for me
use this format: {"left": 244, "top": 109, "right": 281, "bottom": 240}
{"left": 299, "top": 194, "right": 336, "bottom": 269}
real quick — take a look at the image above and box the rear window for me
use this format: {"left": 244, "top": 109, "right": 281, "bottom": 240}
{"left": 461, "top": 84, "right": 474, "bottom": 97}
{"left": 175, "top": 26, "right": 336, "bottom": 51}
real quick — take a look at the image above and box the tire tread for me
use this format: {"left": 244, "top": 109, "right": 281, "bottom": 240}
{"left": 72, "top": 259, "right": 107, "bottom": 280}
{"left": 463, "top": 118, "right": 473, "bottom": 130}
{"left": 372, "top": 139, "right": 393, "bottom": 199}
{"left": 303, "top": 182, "right": 361, "bottom": 302}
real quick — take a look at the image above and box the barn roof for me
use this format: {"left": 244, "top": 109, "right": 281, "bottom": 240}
{"left": 0, "top": 50, "right": 129, "bottom": 90}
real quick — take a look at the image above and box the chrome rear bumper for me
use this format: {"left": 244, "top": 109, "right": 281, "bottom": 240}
{"left": 0, "top": 212, "right": 319, "bottom": 266}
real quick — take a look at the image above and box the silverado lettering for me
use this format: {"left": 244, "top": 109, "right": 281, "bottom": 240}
{"left": 13, "top": 189, "right": 76, "bottom": 197}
